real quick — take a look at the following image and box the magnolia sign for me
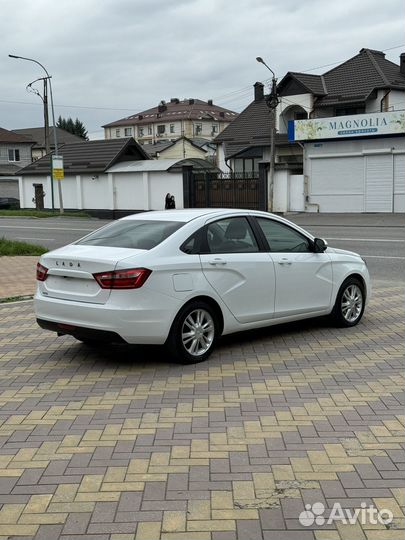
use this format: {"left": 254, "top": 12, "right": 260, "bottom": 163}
{"left": 288, "top": 111, "right": 405, "bottom": 141}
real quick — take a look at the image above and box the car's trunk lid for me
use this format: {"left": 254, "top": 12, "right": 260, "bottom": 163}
{"left": 40, "top": 245, "right": 145, "bottom": 304}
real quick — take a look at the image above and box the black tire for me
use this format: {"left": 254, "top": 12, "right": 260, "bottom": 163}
{"left": 330, "top": 277, "right": 365, "bottom": 327}
{"left": 166, "top": 300, "right": 219, "bottom": 364}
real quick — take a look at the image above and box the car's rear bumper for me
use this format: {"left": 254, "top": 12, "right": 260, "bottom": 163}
{"left": 34, "top": 290, "right": 181, "bottom": 345}
{"left": 37, "top": 318, "right": 125, "bottom": 343}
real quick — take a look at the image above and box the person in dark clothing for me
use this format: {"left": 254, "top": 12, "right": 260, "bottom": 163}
{"left": 165, "top": 193, "right": 176, "bottom": 209}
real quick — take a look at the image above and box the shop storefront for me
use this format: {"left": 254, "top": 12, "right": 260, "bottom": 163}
{"left": 288, "top": 111, "right": 405, "bottom": 212}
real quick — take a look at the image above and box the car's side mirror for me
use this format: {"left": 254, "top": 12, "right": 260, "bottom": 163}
{"left": 313, "top": 237, "right": 328, "bottom": 253}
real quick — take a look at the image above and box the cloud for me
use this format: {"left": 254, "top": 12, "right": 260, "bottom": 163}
{"left": 1, "top": 0, "right": 403, "bottom": 135}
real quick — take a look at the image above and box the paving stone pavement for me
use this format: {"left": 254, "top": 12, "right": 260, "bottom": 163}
{"left": 0, "top": 257, "right": 38, "bottom": 300}
{"left": 0, "top": 284, "right": 403, "bottom": 540}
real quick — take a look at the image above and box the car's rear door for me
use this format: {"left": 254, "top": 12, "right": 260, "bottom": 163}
{"left": 199, "top": 216, "right": 276, "bottom": 323}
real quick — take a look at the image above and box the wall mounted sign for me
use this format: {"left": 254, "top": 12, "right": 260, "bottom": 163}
{"left": 288, "top": 111, "right": 405, "bottom": 141}
{"left": 52, "top": 155, "right": 64, "bottom": 180}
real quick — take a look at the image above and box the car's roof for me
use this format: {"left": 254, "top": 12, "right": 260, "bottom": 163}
{"left": 122, "top": 208, "right": 272, "bottom": 223}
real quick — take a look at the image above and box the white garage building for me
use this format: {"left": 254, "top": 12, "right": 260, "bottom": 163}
{"left": 17, "top": 138, "right": 218, "bottom": 217}
{"left": 289, "top": 110, "right": 405, "bottom": 213}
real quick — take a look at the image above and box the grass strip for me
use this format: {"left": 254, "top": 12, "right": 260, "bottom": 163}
{"left": 0, "top": 209, "right": 90, "bottom": 218}
{"left": 0, "top": 237, "right": 48, "bottom": 256}
{"left": 0, "top": 295, "right": 33, "bottom": 304}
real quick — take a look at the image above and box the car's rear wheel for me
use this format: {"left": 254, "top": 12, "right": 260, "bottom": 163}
{"left": 331, "top": 277, "right": 365, "bottom": 327}
{"left": 167, "top": 301, "right": 218, "bottom": 364}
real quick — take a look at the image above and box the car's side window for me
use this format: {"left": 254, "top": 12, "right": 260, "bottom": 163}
{"left": 206, "top": 217, "right": 259, "bottom": 254}
{"left": 257, "top": 218, "right": 311, "bottom": 252}
{"left": 180, "top": 232, "right": 199, "bottom": 254}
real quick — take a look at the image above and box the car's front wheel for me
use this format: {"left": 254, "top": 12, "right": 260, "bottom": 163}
{"left": 167, "top": 301, "right": 219, "bottom": 364}
{"left": 331, "top": 277, "right": 365, "bottom": 327}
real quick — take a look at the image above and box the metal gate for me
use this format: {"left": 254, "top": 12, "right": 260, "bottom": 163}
{"left": 183, "top": 169, "right": 268, "bottom": 211}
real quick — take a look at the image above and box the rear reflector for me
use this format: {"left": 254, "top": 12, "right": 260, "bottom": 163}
{"left": 36, "top": 262, "right": 48, "bottom": 281}
{"left": 93, "top": 267, "right": 152, "bottom": 289}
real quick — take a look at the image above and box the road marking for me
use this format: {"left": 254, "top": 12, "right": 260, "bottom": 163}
{"left": 362, "top": 255, "right": 405, "bottom": 259}
{"left": 0, "top": 225, "right": 94, "bottom": 232}
{"left": 15, "top": 237, "right": 55, "bottom": 241}
{"left": 327, "top": 237, "right": 405, "bottom": 243}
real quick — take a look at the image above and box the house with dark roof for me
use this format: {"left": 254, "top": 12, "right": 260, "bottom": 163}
{"left": 214, "top": 82, "right": 302, "bottom": 175}
{"left": 277, "top": 47, "right": 405, "bottom": 129}
{"left": 143, "top": 136, "right": 215, "bottom": 161}
{"left": 0, "top": 127, "right": 34, "bottom": 199}
{"left": 12, "top": 126, "right": 84, "bottom": 161}
{"left": 215, "top": 48, "right": 405, "bottom": 213}
{"left": 103, "top": 98, "right": 238, "bottom": 145}
{"left": 18, "top": 138, "right": 149, "bottom": 215}
{"left": 17, "top": 137, "right": 218, "bottom": 216}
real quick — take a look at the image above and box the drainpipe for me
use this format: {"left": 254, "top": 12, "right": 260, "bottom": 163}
{"left": 380, "top": 89, "right": 391, "bottom": 112}
{"left": 225, "top": 157, "right": 233, "bottom": 172}
{"left": 305, "top": 96, "right": 320, "bottom": 212}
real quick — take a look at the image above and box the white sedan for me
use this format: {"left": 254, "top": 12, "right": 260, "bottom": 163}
{"left": 35, "top": 209, "right": 370, "bottom": 363}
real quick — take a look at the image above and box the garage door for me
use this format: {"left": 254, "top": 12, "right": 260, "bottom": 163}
{"left": 365, "top": 155, "right": 393, "bottom": 212}
{"left": 394, "top": 154, "right": 405, "bottom": 212}
{"left": 311, "top": 157, "right": 364, "bottom": 194}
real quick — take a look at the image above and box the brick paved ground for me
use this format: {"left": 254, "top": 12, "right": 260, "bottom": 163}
{"left": 0, "top": 284, "right": 403, "bottom": 540}
{"left": 0, "top": 257, "right": 38, "bottom": 299}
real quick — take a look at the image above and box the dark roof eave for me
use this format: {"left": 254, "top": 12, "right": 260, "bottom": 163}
{"left": 225, "top": 139, "right": 296, "bottom": 160}
{"left": 277, "top": 71, "right": 327, "bottom": 96}
{"left": 103, "top": 137, "right": 150, "bottom": 171}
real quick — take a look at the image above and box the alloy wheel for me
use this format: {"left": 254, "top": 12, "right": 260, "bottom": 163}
{"left": 181, "top": 309, "right": 215, "bottom": 356}
{"left": 341, "top": 284, "right": 363, "bottom": 323}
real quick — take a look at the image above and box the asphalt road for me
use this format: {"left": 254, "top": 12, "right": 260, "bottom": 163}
{"left": 1, "top": 214, "right": 403, "bottom": 284}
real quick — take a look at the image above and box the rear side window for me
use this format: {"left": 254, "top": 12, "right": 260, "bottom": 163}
{"left": 206, "top": 217, "right": 259, "bottom": 253}
{"left": 257, "top": 218, "right": 311, "bottom": 252}
{"left": 76, "top": 220, "right": 184, "bottom": 249}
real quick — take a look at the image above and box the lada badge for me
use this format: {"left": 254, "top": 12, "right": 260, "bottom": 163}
{"left": 55, "top": 260, "right": 81, "bottom": 268}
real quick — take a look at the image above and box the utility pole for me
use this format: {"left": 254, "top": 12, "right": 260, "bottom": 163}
{"left": 26, "top": 76, "right": 54, "bottom": 210}
{"left": 43, "top": 78, "right": 50, "bottom": 156}
{"left": 9, "top": 54, "right": 63, "bottom": 214}
{"left": 256, "top": 57, "right": 279, "bottom": 212}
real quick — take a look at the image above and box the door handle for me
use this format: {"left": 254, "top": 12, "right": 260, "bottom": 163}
{"left": 278, "top": 258, "right": 292, "bottom": 266}
{"left": 209, "top": 258, "right": 227, "bottom": 265}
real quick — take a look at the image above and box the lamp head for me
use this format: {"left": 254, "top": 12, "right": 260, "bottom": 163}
{"left": 256, "top": 57, "right": 264, "bottom": 64}
{"left": 9, "top": 54, "right": 20, "bottom": 59}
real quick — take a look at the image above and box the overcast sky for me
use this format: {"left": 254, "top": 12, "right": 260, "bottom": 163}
{"left": 1, "top": 0, "right": 404, "bottom": 138}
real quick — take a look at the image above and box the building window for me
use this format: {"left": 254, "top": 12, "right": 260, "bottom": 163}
{"left": 124, "top": 127, "right": 132, "bottom": 136}
{"left": 170, "top": 124, "right": 175, "bottom": 133}
{"left": 115, "top": 129, "right": 121, "bottom": 137}
{"left": 234, "top": 158, "right": 261, "bottom": 174}
{"left": 138, "top": 127, "right": 144, "bottom": 137}
{"left": 212, "top": 124, "right": 218, "bottom": 133}
{"left": 335, "top": 106, "right": 365, "bottom": 116}
{"left": 157, "top": 125, "right": 166, "bottom": 134}
{"left": 148, "top": 125, "right": 152, "bottom": 135}
{"left": 195, "top": 123, "right": 202, "bottom": 135}
{"left": 8, "top": 149, "right": 20, "bottom": 162}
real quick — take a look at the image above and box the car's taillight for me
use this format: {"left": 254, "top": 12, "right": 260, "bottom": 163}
{"left": 93, "top": 268, "right": 152, "bottom": 289}
{"left": 36, "top": 262, "right": 48, "bottom": 281}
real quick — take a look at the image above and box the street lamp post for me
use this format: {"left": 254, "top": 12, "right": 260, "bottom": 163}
{"left": 26, "top": 76, "right": 53, "bottom": 208}
{"left": 9, "top": 54, "right": 64, "bottom": 214}
{"left": 256, "top": 57, "right": 279, "bottom": 212}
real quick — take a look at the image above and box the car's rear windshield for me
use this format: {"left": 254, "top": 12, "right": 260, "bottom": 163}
{"left": 76, "top": 220, "right": 185, "bottom": 250}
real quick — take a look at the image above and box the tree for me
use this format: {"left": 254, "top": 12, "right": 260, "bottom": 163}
{"left": 56, "top": 116, "right": 88, "bottom": 140}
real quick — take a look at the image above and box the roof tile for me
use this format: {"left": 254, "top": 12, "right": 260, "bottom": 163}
{"left": 18, "top": 138, "right": 149, "bottom": 175}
